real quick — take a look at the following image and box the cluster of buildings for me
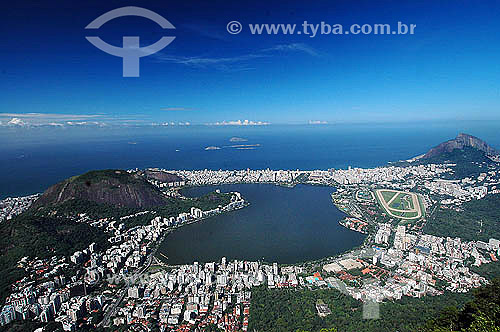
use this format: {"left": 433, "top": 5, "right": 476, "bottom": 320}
{"left": 424, "top": 176, "right": 496, "bottom": 205}
{"left": 0, "top": 194, "right": 38, "bottom": 222}
{"left": 320, "top": 164, "right": 499, "bottom": 228}
{"left": 317, "top": 164, "right": 452, "bottom": 187}
{"left": 170, "top": 169, "right": 304, "bottom": 185}
{"left": 319, "top": 158, "right": 500, "bottom": 302}
{"left": 339, "top": 217, "right": 369, "bottom": 234}
{"left": 154, "top": 165, "right": 498, "bottom": 211}
{"left": 374, "top": 223, "right": 391, "bottom": 244}
{"left": 0, "top": 191, "right": 246, "bottom": 330}
{"left": 147, "top": 179, "right": 186, "bottom": 189}
{"left": 0, "top": 247, "right": 104, "bottom": 331}
{"left": 315, "top": 222, "right": 499, "bottom": 304}
{"left": 315, "top": 300, "right": 332, "bottom": 317}
{"left": 111, "top": 259, "right": 298, "bottom": 331}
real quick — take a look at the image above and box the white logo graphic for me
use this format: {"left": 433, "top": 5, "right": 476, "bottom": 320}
{"left": 85, "top": 6, "right": 175, "bottom": 77}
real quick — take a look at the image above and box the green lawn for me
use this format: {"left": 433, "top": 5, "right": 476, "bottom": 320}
{"left": 417, "top": 196, "right": 426, "bottom": 218}
{"left": 402, "top": 211, "right": 418, "bottom": 218}
{"left": 380, "top": 190, "right": 397, "bottom": 203}
{"left": 388, "top": 194, "right": 414, "bottom": 210}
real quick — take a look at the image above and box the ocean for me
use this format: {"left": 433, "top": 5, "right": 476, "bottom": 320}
{"left": 1, "top": 120, "right": 500, "bottom": 199}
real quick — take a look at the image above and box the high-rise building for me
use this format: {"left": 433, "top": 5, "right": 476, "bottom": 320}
{"left": 221, "top": 257, "right": 227, "bottom": 269}
{"left": 128, "top": 286, "right": 140, "bottom": 299}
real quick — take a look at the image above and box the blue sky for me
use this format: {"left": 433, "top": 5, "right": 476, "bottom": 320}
{"left": 1, "top": 0, "right": 499, "bottom": 126}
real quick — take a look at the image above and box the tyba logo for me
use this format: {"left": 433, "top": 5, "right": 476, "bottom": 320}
{"left": 85, "top": 6, "right": 175, "bottom": 77}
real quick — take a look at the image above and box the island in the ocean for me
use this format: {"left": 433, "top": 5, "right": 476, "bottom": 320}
{"left": 229, "top": 136, "right": 248, "bottom": 142}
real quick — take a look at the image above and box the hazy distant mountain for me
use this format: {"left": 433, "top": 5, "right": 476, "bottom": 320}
{"left": 422, "top": 133, "right": 499, "bottom": 159}
{"left": 31, "top": 169, "right": 169, "bottom": 210}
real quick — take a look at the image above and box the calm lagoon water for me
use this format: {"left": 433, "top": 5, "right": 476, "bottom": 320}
{"left": 158, "top": 183, "right": 366, "bottom": 265}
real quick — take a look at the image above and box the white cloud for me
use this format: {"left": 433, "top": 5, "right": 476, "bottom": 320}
{"left": 263, "top": 43, "right": 319, "bottom": 57}
{"left": 7, "top": 118, "right": 27, "bottom": 126}
{"left": 159, "top": 122, "right": 191, "bottom": 126}
{"left": 308, "top": 120, "right": 328, "bottom": 125}
{"left": 66, "top": 121, "right": 107, "bottom": 127}
{"left": 0, "top": 113, "right": 107, "bottom": 128}
{"left": 0, "top": 113, "right": 101, "bottom": 119}
{"left": 208, "top": 120, "right": 270, "bottom": 126}
{"left": 0, "top": 115, "right": 111, "bottom": 128}
{"left": 161, "top": 107, "right": 193, "bottom": 111}
{"left": 156, "top": 43, "right": 319, "bottom": 70}
{"left": 156, "top": 53, "right": 266, "bottom": 68}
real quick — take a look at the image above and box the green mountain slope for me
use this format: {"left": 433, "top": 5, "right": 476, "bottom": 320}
{"left": 31, "top": 169, "right": 169, "bottom": 210}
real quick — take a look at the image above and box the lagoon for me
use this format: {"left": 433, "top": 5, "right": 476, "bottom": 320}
{"left": 159, "top": 183, "right": 366, "bottom": 265}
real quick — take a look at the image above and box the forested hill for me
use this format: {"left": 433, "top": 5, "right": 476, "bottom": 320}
{"left": 424, "top": 278, "right": 500, "bottom": 332}
{"left": 396, "top": 134, "right": 499, "bottom": 179}
{"left": 31, "top": 169, "right": 169, "bottom": 210}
